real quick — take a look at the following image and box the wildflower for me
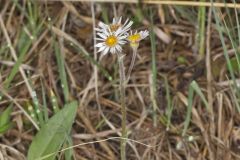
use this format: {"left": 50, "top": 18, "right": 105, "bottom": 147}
{"left": 95, "top": 17, "right": 133, "bottom": 55}
{"left": 95, "top": 28, "right": 127, "bottom": 55}
{"left": 127, "top": 30, "right": 149, "bottom": 49}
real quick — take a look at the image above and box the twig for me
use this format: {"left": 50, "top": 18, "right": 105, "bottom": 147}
{"left": 37, "top": 136, "right": 161, "bottom": 160}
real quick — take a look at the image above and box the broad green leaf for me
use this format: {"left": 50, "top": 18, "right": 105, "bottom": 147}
{"left": 27, "top": 101, "right": 78, "bottom": 160}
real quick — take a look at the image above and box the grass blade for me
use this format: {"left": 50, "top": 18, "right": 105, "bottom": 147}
{"left": 182, "top": 84, "right": 194, "bottom": 137}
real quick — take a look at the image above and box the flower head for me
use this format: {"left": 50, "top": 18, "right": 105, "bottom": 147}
{"left": 95, "top": 17, "right": 133, "bottom": 55}
{"left": 95, "top": 27, "right": 127, "bottom": 55}
{"left": 127, "top": 30, "right": 149, "bottom": 49}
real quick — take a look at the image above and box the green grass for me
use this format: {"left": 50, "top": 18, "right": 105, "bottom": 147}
{"left": 182, "top": 82, "right": 194, "bottom": 137}
{"left": 182, "top": 80, "right": 209, "bottom": 137}
{"left": 53, "top": 37, "right": 70, "bottom": 103}
{"left": 212, "top": 0, "right": 240, "bottom": 112}
{"left": 0, "top": 104, "right": 13, "bottom": 134}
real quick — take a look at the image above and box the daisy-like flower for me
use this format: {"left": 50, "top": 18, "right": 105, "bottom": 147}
{"left": 127, "top": 30, "right": 149, "bottom": 49}
{"left": 95, "top": 28, "right": 127, "bottom": 55}
{"left": 95, "top": 18, "right": 133, "bottom": 55}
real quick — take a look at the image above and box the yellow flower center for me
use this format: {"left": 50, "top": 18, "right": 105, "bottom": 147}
{"left": 128, "top": 33, "right": 141, "bottom": 43}
{"left": 110, "top": 24, "right": 121, "bottom": 32}
{"left": 105, "top": 35, "right": 118, "bottom": 47}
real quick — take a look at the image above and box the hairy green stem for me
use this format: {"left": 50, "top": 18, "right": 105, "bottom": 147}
{"left": 117, "top": 52, "right": 127, "bottom": 160}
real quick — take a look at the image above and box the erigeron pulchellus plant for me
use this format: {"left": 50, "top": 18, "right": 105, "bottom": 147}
{"left": 95, "top": 17, "right": 148, "bottom": 160}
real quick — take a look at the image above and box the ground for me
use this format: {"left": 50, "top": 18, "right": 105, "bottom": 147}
{"left": 0, "top": 0, "right": 240, "bottom": 160}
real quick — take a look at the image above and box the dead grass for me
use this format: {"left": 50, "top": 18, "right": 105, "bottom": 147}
{"left": 1, "top": 0, "right": 240, "bottom": 160}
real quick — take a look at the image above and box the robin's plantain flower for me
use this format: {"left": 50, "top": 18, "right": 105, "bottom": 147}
{"left": 95, "top": 28, "right": 127, "bottom": 55}
{"left": 95, "top": 17, "right": 133, "bottom": 55}
{"left": 127, "top": 30, "right": 149, "bottom": 49}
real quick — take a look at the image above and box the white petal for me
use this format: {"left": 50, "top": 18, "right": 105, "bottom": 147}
{"left": 140, "top": 30, "right": 149, "bottom": 40}
{"left": 115, "top": 28, "right": 122, "bottom": 36}
{"left": 122, "top": 20, "right": 133, "bottom": 31}
{"left": 116, "top": 45, "right": 122, "bottom": 52}
{"left": 118, "top": 35, "right": 127, "bottom": 40}
{"left": 95, "top": 27, "right": 105, "bottom": 31}
{"left": 95, "top": 42, "right": 104, "bottom": 48}
{"left": 95, "top": 37, "right": 104, "bottom": 41}
{"left": 112, "top": 17, "right": 117, "bottom": 24}
{"left": 98, "top": 21, "right": 107, "bottom": 28}
{"left": 118, "top": 40, "right": 126, "bottom": 45}
{"left": 114, "top": 19, "right": 133, "bottom": 36}
{"left": 110, "top": 47, "right": 114, "bottom": 54}
{"left": 117, "top": 16, "right": 122, "bottom": 25}
{"left": 102, "top": 47, "right": 110, "bottom": 55}
{"left": 97, "top": 32, "right": 107, "bottom": 39}
{"left": 97, "top": 46, "right": 106, "bottom": 52}
{"left": 123, "top": 18, "right": 129, "bottom": 26}
{"left": 114, "top": 47, "right": 117, "bottom": 54}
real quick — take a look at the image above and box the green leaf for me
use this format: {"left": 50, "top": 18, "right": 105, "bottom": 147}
{"left": 190, "top": 81, "right": 209, "bottom": 111}
{"left": 0, "top": 105, "right": 13, "bottom": 134}
{"left": 0, "top": 123, "right": 13, "bottom": 134}
{"left": 27, "top": 101, "right": 78, "bottom": 160}
{"left": 182, "top": 85, "right": 194, "bottom": 137}
{"left": 0, "top": 106, "right": 12, "bottom": 126}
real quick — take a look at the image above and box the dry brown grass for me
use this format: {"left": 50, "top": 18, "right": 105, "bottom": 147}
{"left": 1, "top": 0, "right": 240, "bottom": 160}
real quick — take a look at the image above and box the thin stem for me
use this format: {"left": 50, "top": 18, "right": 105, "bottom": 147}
{"left": 117, "top": 52, "right": 127, "bottom": 160}
{"left": 126, "top": 47, "right": 137, "bottom": 84}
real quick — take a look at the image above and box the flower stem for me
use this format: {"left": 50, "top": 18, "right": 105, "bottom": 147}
{"left": 117, "top": 52, "right": 127, "bottom": 160}
{"left": 126, "top": 47, "right": 137, "bottom": 84}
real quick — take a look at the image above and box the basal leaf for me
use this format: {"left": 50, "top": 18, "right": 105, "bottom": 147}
{"left": 27, "top": 101, "right": 78, "bottom": 160}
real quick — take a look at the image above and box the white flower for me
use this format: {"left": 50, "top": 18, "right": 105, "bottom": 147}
{"left": 95, "top": 17, "right": 133, "bottom": 55}
{"left": 95, "top": 27, "right": 127, "bottom": 55}
{"left": 127, "top": 30, "right": 149, "bottom": 48}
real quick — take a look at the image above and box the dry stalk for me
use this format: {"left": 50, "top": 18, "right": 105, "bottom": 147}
{"left": 49, "top": 0, "right": 240, "bottom": 9}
